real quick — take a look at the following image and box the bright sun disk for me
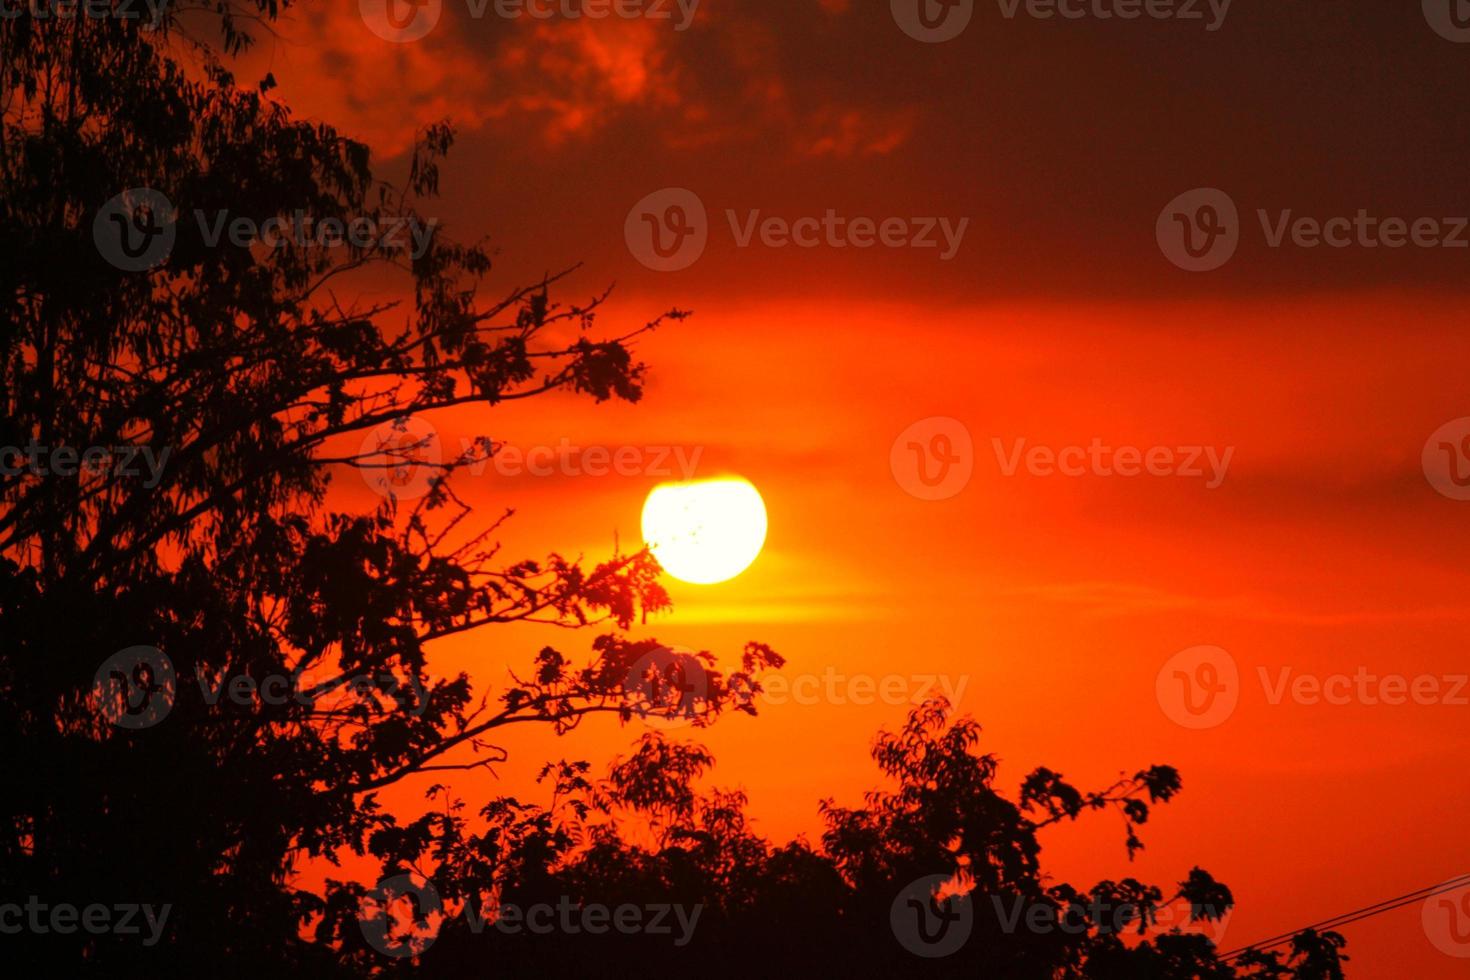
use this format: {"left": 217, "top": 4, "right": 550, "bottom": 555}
{"left": 641, "top": 478, "right": 767, "bottom": 585}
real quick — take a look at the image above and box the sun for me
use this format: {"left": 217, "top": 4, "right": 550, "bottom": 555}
{"left": 641, "top": 478, "right": 768, "bottom": 584}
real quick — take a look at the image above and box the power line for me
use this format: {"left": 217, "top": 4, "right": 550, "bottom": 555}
{"left": 1220, "top": 874, "right": 1469, "bottom": 960}
{"left": 1218, "top": 873, "right": 1470, "bottom": 961}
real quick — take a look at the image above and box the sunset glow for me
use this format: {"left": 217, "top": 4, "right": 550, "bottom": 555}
{"left": 11, "top": 3, "right": 1470, "bottom": 976}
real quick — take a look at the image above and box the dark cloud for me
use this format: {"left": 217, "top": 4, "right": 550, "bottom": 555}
{"left": 251, "top": 2, "right": 1470, "bottom": 300}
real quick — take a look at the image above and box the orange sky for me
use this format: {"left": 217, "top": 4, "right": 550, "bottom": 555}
{"left": 246, "top": 4, "right": 1470, "bottom": 975}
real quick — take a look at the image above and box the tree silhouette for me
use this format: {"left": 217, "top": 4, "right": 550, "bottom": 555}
{"left": 0, "top": 4, "right": 1345, "bottom": 978}
{"left": 365, "top": 699, "right": 1346, "bottom": 979}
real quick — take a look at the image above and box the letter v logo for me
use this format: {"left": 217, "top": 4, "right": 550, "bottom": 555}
{"left": 891, "top": 0, "right": 974, "bottom": 42}
{"left": 890, "top": 875, "right": 973, "bottom": 957}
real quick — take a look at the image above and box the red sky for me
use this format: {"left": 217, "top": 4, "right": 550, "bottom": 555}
{"left": 246, "top": 3, "right": 1470, "bottom": 975}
